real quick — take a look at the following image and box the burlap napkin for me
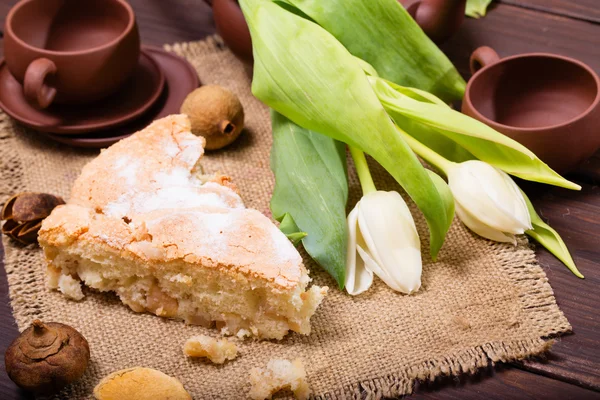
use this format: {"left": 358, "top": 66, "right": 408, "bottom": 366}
{"left": 0, "top": 36, "right": 571, "bottom": 399}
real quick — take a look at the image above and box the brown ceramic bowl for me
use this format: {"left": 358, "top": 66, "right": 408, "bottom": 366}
{"left": 3, "top": 0, "right": 140, "bottom": 109}
{"left": 462, "top": 46, "right": 600, "bottom": 174}
{"left": 211, "top": 0, "right": 253, "bottom": 64}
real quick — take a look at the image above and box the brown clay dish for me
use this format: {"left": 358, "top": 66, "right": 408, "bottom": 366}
{"left": 462, "top": 46, "right": 600, "bottom": 174}
{"left": 41, "top": 46, "right": 200, "bottom": 148}
{"left": 3, "top": 0, "right": 140, "bottom": 108}
{"left": 0, "top": 49, "right": 164, "bottom": 134}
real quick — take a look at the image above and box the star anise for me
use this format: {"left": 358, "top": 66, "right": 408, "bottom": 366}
{"left": 1, "top": 193, "right": 65, "bottom": 245}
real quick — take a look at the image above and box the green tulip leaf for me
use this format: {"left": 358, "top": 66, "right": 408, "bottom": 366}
{"left": 280, "top": 0, "right": 466, "bottom": 102}
{"left": 466, "top": 0, "right": 493, "bottom": 18}
{"left": 277, "top": 212, "right": 308, "bottom": 246}
{"left": 241, "top": 0, "right": 454, "bottom": 258}
{"left": 372, "top": 77, "right": 580, "bottom": 190}
{"left": 426, "top": 169, "right": 455, "bottom": 259}
{"left": 270, "top": 112, "right": 349, "bottom": 288}
{"left": 520, "top": 190, "right": 584, "bottom": 278}
{"left": 386, "top": 87, "right": 475, "bottom": 163}
{"left": 353, "top": 56, "right": 379, "bottom": 77}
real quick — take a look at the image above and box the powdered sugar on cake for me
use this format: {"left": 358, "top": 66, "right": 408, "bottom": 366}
{"left": 114, "top": 156, "right": 140, "bottom": 186}
{"left": 39, "top": 115, "right": 327, "bottom": 340}
{"left": 60, "top": 114, "right": 304, "bottom": 288}
{"left": 104, "top": 185, "right": 242, "bottom": 218}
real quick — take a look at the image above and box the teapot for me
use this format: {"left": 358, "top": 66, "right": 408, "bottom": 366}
{"left": 206, "top": 0, "right": 465, "bottom": 64}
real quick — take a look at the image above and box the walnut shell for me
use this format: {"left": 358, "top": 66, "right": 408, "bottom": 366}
{"left": 5, "top": 320, "right": 90, "bottom": 395}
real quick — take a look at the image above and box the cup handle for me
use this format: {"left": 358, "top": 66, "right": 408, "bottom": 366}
{"left": 23, "top": 58, "right": 57, "bottom": 109}
{"left": 469, "top": 46, "right": 500, "bottom": 75}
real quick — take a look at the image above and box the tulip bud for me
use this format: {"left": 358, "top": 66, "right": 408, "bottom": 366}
{"left": 345, "top": 191, "right": 422, "bottom": 295}
{"left": 447, "top": 160, "right": 532, "bottom": 244}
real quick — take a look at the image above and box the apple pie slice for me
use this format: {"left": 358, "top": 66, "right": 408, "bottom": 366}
{"left": 38, "top": 115, "right": 327, "bottom": 340}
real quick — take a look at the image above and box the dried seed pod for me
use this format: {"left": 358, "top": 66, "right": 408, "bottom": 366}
{"left": 0, "top": 194, "right": 18, "bottom": 220}
{"left": 180, "top": 85, "right": 245, "bottom": 150}
{"left": 5, "top": 320, "right": 90, "bottom": 395}
{"left": 11, "top": 193, "right": 65, "bottom": 222}
{"left": 9, "top": 221, "right": 42, "bottom": 245}
{"left": 1, "top": 193, "right": 64, "bottom": 245}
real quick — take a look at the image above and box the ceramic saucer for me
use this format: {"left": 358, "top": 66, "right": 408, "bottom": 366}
{"left": 0, "top": 49, "right": 165, "bottom": 135}
{"left": 40, "top": 46, "right": 200, "bottom": 148}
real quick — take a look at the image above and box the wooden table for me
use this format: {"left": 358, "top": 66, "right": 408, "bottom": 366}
{"left": 0, "top": 1, "right": 598, "bottom": 398}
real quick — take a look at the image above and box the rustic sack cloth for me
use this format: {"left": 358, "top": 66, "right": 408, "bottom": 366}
{"left": 0, "top": 37, "right": 571, "bottom": 399}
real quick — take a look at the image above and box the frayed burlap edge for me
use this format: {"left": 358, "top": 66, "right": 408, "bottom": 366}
{"left": 1, "top": 113, "right": 54, "bottom": 326}
{"left": 334, "top": 238, "right": 567, "bottom": 399}
{"left": 0, "top": 38, "right": 572, "bottom": 399}
{"left": 308, "top": 237, "right": 567, "bottom": 399}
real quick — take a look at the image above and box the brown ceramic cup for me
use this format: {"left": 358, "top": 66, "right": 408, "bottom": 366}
{"left": 462, "top": 46, "right": 600, "bottom": 174}
{"left": 4, "top": 0, "right": 140, "bottom": 109}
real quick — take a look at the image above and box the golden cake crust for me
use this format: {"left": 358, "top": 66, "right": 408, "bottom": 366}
{"left": 39, "top": 115, "right": 304, "bottom": 289}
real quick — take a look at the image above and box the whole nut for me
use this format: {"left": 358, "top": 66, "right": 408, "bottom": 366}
{"left": 5, "top": 320, "right": 90, "bottom": 395}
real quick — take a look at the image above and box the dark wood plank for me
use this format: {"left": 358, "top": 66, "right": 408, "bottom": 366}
{"left": 414, "top": 366, "right": 600, "bottom": 399}
{"left": 441, "top": 3, "right": 600, "bottom": 78}
{"left": 499, "top": 0, "right": 600, "bottom": 24}
{"left": 127, "top": 0, "right": 215, "bottom": 45}
{"left": 0, "top": 240, "right": 34, "bottom": 400}
{"left": 0, "top": 0, "right": 216, "bottom": 45}
{"left": 516, "top": 183, "right": 600, "bottom": 391}
{"left": 442, "top": 5, "right": 600, "bottom": 390}
{"left": 0, "top": 37, "right": 27, "bottom": 400}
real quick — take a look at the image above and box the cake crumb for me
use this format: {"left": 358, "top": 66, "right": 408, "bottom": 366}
{"left": 209, "top": 174, "right": 239, "bottom": 194}
{"left": 58, "top": 274, "right": 84, "bottom": 301}
{"left": 248, "top": 358, "right": 309, "bottom": 400}
{"left": 183, "top": 335, "right": 238, "bottom": 364}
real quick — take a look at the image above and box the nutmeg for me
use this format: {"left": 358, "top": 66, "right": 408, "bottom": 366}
{"left": 4, "top": 320, "right": 90, "bottom": 395}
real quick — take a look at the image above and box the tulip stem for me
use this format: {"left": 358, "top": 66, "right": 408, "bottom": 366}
{"left": 396, "top": 126, "right": 455, "bottom": 175}
{"left": 349, "top": 146, "right": 377, "bottom": 195}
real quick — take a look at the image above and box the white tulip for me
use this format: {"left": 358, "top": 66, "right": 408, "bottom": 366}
{"left": 345, "top": 191, "right": 422, "bottom": 295}
{"left": 447, "top": 160, "right": 532, "bottom": 244}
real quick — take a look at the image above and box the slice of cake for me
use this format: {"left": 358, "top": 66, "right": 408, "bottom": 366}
{"left": 38, "top": 115, "right": 327, "bottom": 340}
